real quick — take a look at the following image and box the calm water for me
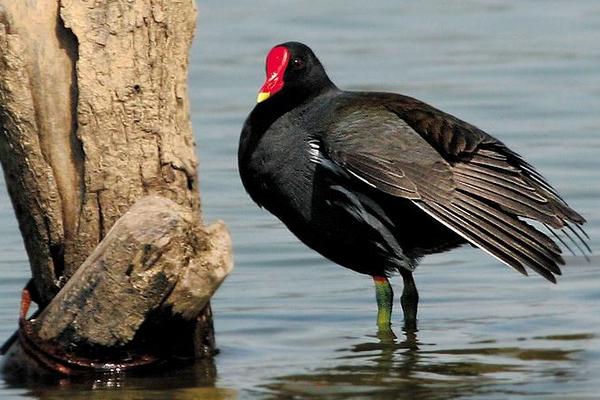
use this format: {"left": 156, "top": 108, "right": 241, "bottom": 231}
{"left": 1, "top": 1, "right": 599, "bottom": 398}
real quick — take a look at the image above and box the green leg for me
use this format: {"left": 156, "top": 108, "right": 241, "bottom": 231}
{"left": 373, "top": 276, "right": 393, "bottom": 329}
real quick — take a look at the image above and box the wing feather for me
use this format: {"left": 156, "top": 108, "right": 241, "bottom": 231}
{"left": 318, "top": 97, "right": 588, "bottom": 280}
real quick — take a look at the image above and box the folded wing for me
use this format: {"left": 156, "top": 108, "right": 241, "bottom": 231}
{"left": 317, "top": 103, "right": 588, "bottom": 282}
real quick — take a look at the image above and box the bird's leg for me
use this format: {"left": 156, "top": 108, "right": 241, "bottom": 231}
{"left": 373, "top": 276, "right": 393, "bottom": 330}
{"left": 400, "top": 271, "right": 419, "bottom": 331}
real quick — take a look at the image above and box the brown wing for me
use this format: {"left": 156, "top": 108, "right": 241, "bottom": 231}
{"left": 390, "top": 97, "right": 580, "bottom": 210}
{"left": 319, "top": 102, "right": 588, "bottom": 282}
{"left": 323, "top": 108, "right": 455, "bottom": 202}
{"left": 385, "top": 94, "right": 588, "bottom": 251}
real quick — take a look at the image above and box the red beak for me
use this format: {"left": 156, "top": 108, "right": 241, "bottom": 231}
{"left": 257, "top": 46, "right": 290, "bottom": 103}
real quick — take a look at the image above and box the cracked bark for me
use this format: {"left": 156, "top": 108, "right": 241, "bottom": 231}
{"left": 0, "top": 0, "right": 232, "bottom": 375}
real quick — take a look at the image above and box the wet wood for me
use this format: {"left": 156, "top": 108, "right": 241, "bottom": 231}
{"left": 0, "top": 0, "right": 232, "bottom": 375}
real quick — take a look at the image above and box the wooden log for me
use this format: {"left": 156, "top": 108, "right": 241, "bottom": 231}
{"left": 36, "top": 196, "right": 231, "bottom": 349}
{"left": 0, "top": 0, "right": 78, "bottom": 303}
{"left": 2, "top": 196, "right": 232, "bottom": 375}
{"left": 0, "top": 0, "right": 232, "bottom": 374}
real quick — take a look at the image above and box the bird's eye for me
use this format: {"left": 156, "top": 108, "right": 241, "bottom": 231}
{"left": 290, "top": 57, "right": 305, "bottom": 70}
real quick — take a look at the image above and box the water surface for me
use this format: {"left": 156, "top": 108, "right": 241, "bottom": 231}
{"left": 1, "top": 1, "right": 599, "bottom": 398}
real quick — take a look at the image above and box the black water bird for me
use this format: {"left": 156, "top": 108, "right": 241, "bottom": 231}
{"left": 238, "top": 42, "right": 589, "bottom": 331}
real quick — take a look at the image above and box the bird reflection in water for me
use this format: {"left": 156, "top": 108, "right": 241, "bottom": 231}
{"left": 264, "top": 327, "right": 586, "bottom": 400}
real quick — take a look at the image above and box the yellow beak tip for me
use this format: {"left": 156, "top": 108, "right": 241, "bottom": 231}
{"left": 257, "top": 92, "right": 270, "bottom": 103}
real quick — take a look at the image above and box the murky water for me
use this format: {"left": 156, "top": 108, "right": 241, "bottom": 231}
{"left": 1, "top": 1, "right": 599, "bottom": 398}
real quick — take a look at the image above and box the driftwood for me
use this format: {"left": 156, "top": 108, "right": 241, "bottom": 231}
{"left": 0, "top": 0, "right": 232, "bottom": 376}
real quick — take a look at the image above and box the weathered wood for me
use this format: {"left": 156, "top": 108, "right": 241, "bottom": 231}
{"left": 0, "top": 0, "right": 79, "bottom": 303}
{"left": 36, "top": 196, "right": 231, "bottom": 348}
{"left": 1, "top": 196, "right": 231, "bottom": 374}
{"left": 59, "top": 0, "right": 204, "bottom": 278}
{"left": 1, "top": 0, "right": 207, "bottom": 302}
{"left": 0, "top": 0, "right": 232, "bottom": 373}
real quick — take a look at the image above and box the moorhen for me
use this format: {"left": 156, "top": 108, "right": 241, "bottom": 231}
{"left": 238, "top": 42, "right": 588, "bottom": 331}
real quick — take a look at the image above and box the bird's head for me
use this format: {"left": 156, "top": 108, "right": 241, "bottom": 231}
{"left": 256, "top": 42, "right": 334, "bottom": 104}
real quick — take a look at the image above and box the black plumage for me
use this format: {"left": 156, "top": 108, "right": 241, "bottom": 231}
{"left": 238, "top": 42, "right": 588, "bottom": 328}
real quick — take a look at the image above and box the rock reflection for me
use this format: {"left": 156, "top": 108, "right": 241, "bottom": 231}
{"left": 264, "top": 329, "right": 586, "bottom": 399}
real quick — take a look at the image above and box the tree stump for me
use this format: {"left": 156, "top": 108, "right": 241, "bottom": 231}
{"left": 0, "top": 0, "right": 232, "bottom": 376}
